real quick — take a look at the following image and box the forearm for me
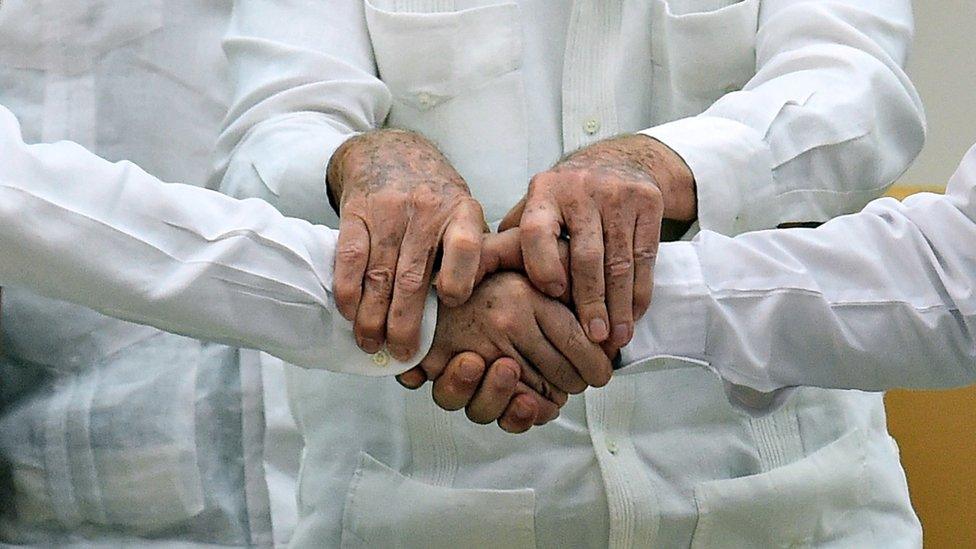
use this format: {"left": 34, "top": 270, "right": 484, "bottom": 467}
{"left": 642, "top": 0, "right": 925, "bottom": 235}
{"left": 0, "top": 106, "right": 431, "bottom": 374}
{"left": 620, "top": 145, "right": 976, "bottom": 394}
{"left": 215, "top": 0, "right": 390, "bottom": 223}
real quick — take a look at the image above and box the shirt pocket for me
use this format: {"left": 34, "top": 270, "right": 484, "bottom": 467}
{"left": 651, "top": 0, "right": 760, "bottom": 119}
{"left": 0, "top": 332, "right": 205, "bottom": 536}
{"left": 690, "top": 428, "right": 870, "bottom": 549}
{"left": 363, "top": 0, "right": 528, "bottom": 221}
{"left": 340, "top": 452, "right": 537, "bottom": 548}
{"left": 0, "top": 0, "right": 163, "bottom": 74}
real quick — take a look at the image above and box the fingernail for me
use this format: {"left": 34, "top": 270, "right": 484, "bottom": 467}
{"left": 459, "top": 360, "right": 481, "bottom": 383}
{"left": 514, "top": 402, "right": 534, "bottom": 421}
{"left": 545, "top": 283, "right": 565, "bottom": 296}
{"left": 501, "top": 365, "right": 519, "bottom": 384}
{"left": 588, "top": 318, "right": 609, "bottom": 341}
{"left": 389, "top": 345, "right": 411, "bottom": 361}
{"left": 360, "top": 337, "right": 380, "bottom": 353}
{"left": 612, "top": 323, "right": 632, "bottom": 345}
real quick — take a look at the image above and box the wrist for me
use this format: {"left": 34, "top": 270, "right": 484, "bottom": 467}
{"left": 633, "top": 135, "right": 697, "bottom": 222}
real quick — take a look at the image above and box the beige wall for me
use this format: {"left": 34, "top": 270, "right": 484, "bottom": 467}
{"left": 897, "top": 1, "right": 976, "bottom": 186}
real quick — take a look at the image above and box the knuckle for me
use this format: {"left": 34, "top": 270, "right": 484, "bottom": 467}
{"left": 395, "top": 268, "right": 427, "bottom": 294}
{"left": 633, "top": 247, "right": 657, "bottom": 263}
{"left": 337, "top": 242, "right": 367, "bottom": 264}
{"left": 605, "top": 255, "right": 633, "bottom": 277}
{"left": 365, "top": 267, "right": 395, "bottom": 293}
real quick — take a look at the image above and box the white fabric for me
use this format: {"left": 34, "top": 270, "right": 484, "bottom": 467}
{"left": 220, "top": 0, "right": 925, "bottom": 547}
{"left": 0, "top": 0, "right": 431, "bottom": 379}
{"left": 0, "top": 1, "right": 424, "bottom": 545}
{"left": 624, "top": 143, "right": 976, "bottom": 403}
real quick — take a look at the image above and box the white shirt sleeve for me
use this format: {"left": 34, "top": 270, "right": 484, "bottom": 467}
{"left": 0, "top": 105, "right": 433, "bottom": 376}
{"left": 620, "top": 144, "right": 976, "bottom": 404}
{"left": 214, "top": 0, "right": 438, "bottom": 367}
{"left": 640, "top": 0, "right": 926, "bottom": 235}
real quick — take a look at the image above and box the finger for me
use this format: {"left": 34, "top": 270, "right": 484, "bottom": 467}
{"left": 513, "top": 317, "right": 587, "bottom": 394}
{"left": 475, "top": 229, "right": 524, "bottom": 285}
{"left": 396, "top": 367, "right": 428, "bottom": 390}
{"left": 499, "top": 341, "right": 568, "bottom": 407}
{"left": 603, "top": 206, "right": 636, "bottom": 348}
{"left": 386, "top": 226, "right": 438, "bottom": 361}
{"left": 566, "top": 201, "right": 609, "bottom": 343}
{"left": 466, "top": 357, "right": 520, "bottom": 424}
{"left": 536, "top": 296, "right": 612, "bottom": 388}
{"left": 632, "top": 205, "right": 663, "bottom": 319}
{"left": 519, "top": 194, "right": 566, "bottom": 297}
{"left": 496, "top": 391, "right": 539, "bottom": 434}
{"left": 334, "top": 214, "right": 370, "bottom": 321}
{"left": 437, "top": 200, "right": 485, "bottom": 307}
{"left": 432, "top": 352, "right": 488, "bottom": 411}
{"left": 417, "top": 343, "right": 452, "bottom": 382}
{"left": 498, "top": 196, "right": 527, "bottom": 232}
{"left": 354, "top": 210, "right": 406, "bottom": 353}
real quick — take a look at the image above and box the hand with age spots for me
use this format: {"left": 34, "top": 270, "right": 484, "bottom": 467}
{"left": 328, "top": 129, "right": 486, "bottom": 361}
{"left": 499, "top": 134, "right": 696, "bottom": 357}
{"left": 397, "top": 268, "right": 612, "bottom": 434}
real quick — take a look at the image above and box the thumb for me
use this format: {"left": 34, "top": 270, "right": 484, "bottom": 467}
{"left": 474, "top": 229, "right": 525, "bottom": 286}
{"left": 498, "top": 197, "right": 527, "bottom": 232}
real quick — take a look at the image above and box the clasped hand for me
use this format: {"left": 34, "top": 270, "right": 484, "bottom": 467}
{"left": 328, "top": 129, "right": 694, "bottom": 433}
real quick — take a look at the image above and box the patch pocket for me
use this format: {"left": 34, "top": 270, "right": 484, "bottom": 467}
{"left": 340, "top": 453, "right": 536, "bottom": 548}
{"left": 363, "top": 0, "right": 528, "bottom": 221}
{"left": 652, "top": 0, "right": 760, "bottom": 118}
{"left": 0, "top": 0, "right": 163, "bottom": 74}
{"left": 690, "top": 429, "right": 869, "bottom": 549}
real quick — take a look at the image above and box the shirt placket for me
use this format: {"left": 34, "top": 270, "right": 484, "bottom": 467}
{"left": 563, "top": 2, "right": 660, "bottom": 545}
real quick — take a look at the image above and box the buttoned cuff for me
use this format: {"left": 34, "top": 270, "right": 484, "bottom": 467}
{"left": 323, "top": 289, "right": 439, "bottom": 377}
{"left": 615, "top": 241, "right": 791, "bottom": 416}
{"left": 615, "top": 242, "right": 708, "bottom": 375}
{"left": 640, "top": 116, "right": 780, "bottom": 236}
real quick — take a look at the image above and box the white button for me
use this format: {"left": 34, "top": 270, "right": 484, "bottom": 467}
{"left": 583, "top": 118, "right": 601, "bottom": 135}
{"left": 417, "top": 92, "right": 434, "bottom": 109}
{"left": 372, "top": 349, "right": 391, "bottom": 367}
{"left": 606, "top": 439, "right": 619, "bottom": 455}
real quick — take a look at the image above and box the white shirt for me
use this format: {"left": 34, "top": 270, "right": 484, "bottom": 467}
{"left": 628, "top": 143, "right": 976, "bottom": 401}
{"left": 219, "top": 0, "right": 927, "bottom": 547}
{"left": 0, "top": 1, "right": 424, "bottom": 545}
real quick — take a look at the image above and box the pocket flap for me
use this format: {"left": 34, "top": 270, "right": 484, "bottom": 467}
{"left": 341, "top": 453, "right": 536, "bottom": 548}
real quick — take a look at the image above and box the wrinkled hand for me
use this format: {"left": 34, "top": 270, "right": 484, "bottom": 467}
{"left": 397, "top": 271, "right": 611, "bottom": 433}
{"left": 328, "top": 129, "right": 485, "bottom": 361}
{"left": 499, "top": 134, "right": 695, "bottom": 355}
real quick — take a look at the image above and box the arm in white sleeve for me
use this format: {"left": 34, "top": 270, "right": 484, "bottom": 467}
{"left": 620, "top": 144, "right": 976, "bottom": 397}
{"left": 214, "top": 0, "right": 438, "bottom": 367}
{"left": 641, "top": 0, "right": 926, "bottom": 234}
{"left": 213, "top": 0, "right": 389, "bottom": 224}
{"left": 0, "top": 106, "right": 433, "bottom": 376}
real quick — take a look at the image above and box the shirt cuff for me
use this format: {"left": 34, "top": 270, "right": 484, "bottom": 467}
{"left": 323, "top": 289, "right": 439, "bottom": 377}
{"left": 615, "top": 241, "right": 791, "bottom": 417}
{"left": 640, "top": 116, "right": 779, "bottom": 236}
{"left": 615, "top": 242, "right": 708, "bottom": 375}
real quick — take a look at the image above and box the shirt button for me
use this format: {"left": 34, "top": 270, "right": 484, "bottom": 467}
{"left": 606, "top": 439, "right": 619, "bottom": 455}
{"left": 417, "top": 92, "right": 434, "bottom": 109}
{"left": 583, "top": 118, "right": 601, "bottom": 135}
{"left": 372, "top": 349, "right": 391, "bottom": 367}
